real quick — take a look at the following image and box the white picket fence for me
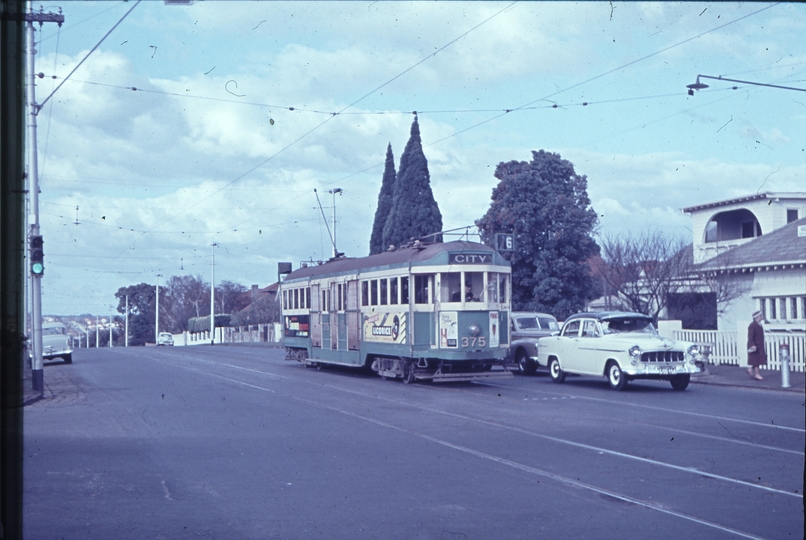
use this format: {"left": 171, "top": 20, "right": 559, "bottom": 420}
{"left": 673, "top": 329, "right": 805, "bottom": 372}
{"left": 177, "top": 323, "right": 282, "bottom": 346}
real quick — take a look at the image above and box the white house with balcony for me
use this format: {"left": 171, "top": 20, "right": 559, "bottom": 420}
{"left": 677, "top": 193, "right": 806, "bottom": 370}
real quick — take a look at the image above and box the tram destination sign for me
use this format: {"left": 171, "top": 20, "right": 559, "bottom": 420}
{"left": 449, "top": 253, "right": 493, "bottom": 265}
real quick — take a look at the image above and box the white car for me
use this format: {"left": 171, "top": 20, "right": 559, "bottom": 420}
{"left": 536, "top": 312, "right": 701, "bottom": 391}
{"left": 157, "top": 332, "right": 174, "bottom": 346}
{"left": 42, "top": 322, "right": 73, "bottom": 364}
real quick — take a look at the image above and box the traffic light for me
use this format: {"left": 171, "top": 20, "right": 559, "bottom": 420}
{"left": 30, "top": 235, "right": 44, "bottom": 275}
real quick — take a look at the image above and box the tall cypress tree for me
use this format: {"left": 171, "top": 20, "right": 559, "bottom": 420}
{"left": 369, "top": 143, "right": 396, "bottom": 254}
{"left": 382, "top": 116, "right": 442, "bottom": 248}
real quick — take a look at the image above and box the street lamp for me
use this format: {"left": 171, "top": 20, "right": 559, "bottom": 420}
{"left": 687, "top": 74, "right": 806, "bottom": 96}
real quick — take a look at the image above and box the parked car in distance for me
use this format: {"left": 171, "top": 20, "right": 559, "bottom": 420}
{"left": 42, "top": 322, "right": 73, "bottom": 364}
{"left": 508, "top": 311, "right": 560, "bottom": 374}
{"left": 157, "top": 332, "right": 174, "bottom": 346}
{"left": 536, "top": 312, "right": 702, "bottom": 391}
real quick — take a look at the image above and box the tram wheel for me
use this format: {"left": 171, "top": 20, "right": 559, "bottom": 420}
{"left": 403, "top": 363, "right": 416, "bottom": 384}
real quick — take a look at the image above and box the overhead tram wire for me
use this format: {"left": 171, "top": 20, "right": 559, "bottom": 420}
{"left": 93, "top": 2, "right": 518, "bottom": 271}
{"left": 423, "top": 1, "right": 784, "bottom": 149}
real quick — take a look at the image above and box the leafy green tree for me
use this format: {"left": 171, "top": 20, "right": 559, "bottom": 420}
{"left": 476, "top": 150, "right": 600, "bottom": 319}
{"left": 382, "top": 116, "right": 443, "bottom": 248}
{"left": 114, "top": 283, "right": 156, "bottom": 346}
{"left": 369, "top": 143, "right": 397, "bottom": 254}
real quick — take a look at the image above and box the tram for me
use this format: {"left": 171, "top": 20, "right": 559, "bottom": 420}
{"left": 280, "top": 240, "right": 512, "bottom": 382}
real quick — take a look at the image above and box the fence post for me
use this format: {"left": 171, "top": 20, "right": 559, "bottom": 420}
{"left": 779, "top": 343, "right": 791, "bottom": 388}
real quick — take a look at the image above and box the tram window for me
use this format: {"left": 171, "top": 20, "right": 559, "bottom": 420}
{"left": 499, "top": 274, "right": 508, "bottom": 304}
{"left": 361, "top": 281, "right": 369, "bottom": 306}
{"left": 487, "top": 272, "right": 499, "bottom": 303}
{"left": 380, "top": 279, "right": 388, "bottom": 305}
{"left": 306, "top": 287, "right": 311, "bottom": 309}
{"left": 370, "top": 279, "right": 378, "bottom": 306}
{"left": 415, "top": 275, "right": 432, "bottom": 304}
{"left": 401, "top": 276, "right": 409, "bottom": 304}
{"left": 465, "top": 272, "right": 483, "bottom": 302}
{"left": 282, "top": 290, "right": 287, "bottom": 310}
{"left": 294, "top": 288, "right": 299, "bottom": 309}
{"left": 343, "top": 283, "right": 348, "bottom": 311}
{"left": 322, "top": 290, "right": 328, "bottom": 313}
{"left": 337, "top": 284, "right": 343, "bottom": 311}
{"left": 441, "top": 272, "right": 461, "bottom": 302}
{"left": 390, "top": 277, "right": 398, "bottom": 305}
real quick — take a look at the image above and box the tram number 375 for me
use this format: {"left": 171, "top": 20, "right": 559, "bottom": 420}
{"left": 462, "top": 336, "right": 486, "bottom": 348}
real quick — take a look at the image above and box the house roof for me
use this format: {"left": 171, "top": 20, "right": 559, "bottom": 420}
{"left": 681, "top": 192, "right": 806, "bottom": 213}
{"left": 697, "top": 217, "right": 806, "bottom": 271}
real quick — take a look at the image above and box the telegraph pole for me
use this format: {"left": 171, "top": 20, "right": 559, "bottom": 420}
{"left": 210, "top": 243, "right": 217, "bottom": 345}
{"left": 25, "top": 5, "right": 63, "bottom": 392}
{"left": 155, "top": 274, "right": 161, "bottom": 344}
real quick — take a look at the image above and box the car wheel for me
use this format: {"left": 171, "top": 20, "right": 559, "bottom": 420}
{"left": 549, "top": 357, "right": 565, "bottom": 383}
{"left": 607, "top": 361, "right": 628, "bottom": 391}
{"left": 516, "top": 350, "right": 537, "bottom": 375}
{"left": 63, "top": 354, "right": 72, "bottom": 364}
{"left": 670, "top": 374, "right": 690, "bottom": 391}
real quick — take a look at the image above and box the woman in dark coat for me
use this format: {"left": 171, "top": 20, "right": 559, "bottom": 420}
{"left": 747, "top": 310, "right": 767, "bottom": 380}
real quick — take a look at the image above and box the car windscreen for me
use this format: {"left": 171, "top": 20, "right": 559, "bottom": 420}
{"left": 538, "top": 317, "right": 558, "bottom": 331}
{"left": 515, "top": 317, "right": 538, "bottom": 329}
{"left": 43, "top": 326, "right": 66, "bottom": 336}
{"left": 601, "top": 318, "right": 656, "bottom": 335}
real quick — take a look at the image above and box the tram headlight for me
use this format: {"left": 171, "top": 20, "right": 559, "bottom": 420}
{"left": 468, "top": 324, "right": 481, "bottom": 337}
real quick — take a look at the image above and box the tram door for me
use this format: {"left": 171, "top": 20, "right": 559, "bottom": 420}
{"left": 330, "top": 283, "right": 339, "bottom": 350}
{"left": 310, "top": 284, "right": 321, "bottom": 348}
{"left": 346, "top": 280, "right": 359, "bottom": 350}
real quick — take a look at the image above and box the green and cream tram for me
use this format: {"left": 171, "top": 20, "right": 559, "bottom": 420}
{"left": 281, "top": 240, "right": 512, "bottom": 382}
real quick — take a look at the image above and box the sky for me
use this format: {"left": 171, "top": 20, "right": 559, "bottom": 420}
{"left": 25, "top": 1, "right": 806, "bottom": 316}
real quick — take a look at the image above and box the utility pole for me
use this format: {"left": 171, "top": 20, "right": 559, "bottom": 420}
{"left": 109, "top": 309, "right": 113, "bottom": 347}
{"left": 95, "top": 317, "right": 99, "bottom": 348}
{"left": 125, "top": 295, "right": 129, "bottom": 347}
{"left": 25, "top": 5, "right": 64, "bottom": 392}
{"left": 210, "top": 243, "right": 217, "bottom": 345}
{"left": 155, "top": 274, "right": 161, "bottom": 344}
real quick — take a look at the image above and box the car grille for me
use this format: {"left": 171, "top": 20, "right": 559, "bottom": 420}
{"left": 641, "top": 350, "right": 684, "bottom": 363}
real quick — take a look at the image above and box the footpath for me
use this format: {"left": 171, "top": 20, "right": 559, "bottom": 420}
{"left": 691, "top": 363, "right": 805, "bottom": 393}
{"left": 21, "top": 359, "right": 803, "bottom": 407}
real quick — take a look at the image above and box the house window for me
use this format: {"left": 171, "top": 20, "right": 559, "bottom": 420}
{"left": 787, "top": 209, "right": 799, "bottom": 223}
{"left": 741, "top": 221, "right": 758, "bottom": 239}
{"left": 769, "top": 298, "right": 777, "bottom": 320}
{"left": 779, "top": 298, "right": 787, "bottom": 320}
{"left": 791, "top": 298, "right": 798, "bottom": 320}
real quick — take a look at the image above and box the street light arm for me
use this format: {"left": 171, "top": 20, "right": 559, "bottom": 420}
{"left": 689, "top": 74, "right": 806, "bottom": 93}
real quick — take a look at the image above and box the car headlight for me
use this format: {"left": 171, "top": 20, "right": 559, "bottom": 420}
{"left": 687, "top": 344, "right": 699, "bottom": 359}
{"left": 629, "top": 345, "right": 642, "bottom": 358}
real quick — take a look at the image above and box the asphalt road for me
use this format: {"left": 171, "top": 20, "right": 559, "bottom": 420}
{"left": 24, "top": 345, "right": 804, "bottom": 540}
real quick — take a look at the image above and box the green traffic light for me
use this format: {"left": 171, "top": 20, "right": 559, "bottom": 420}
{"left": 32, "top": 262, "right": 44, "bottom": 275}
